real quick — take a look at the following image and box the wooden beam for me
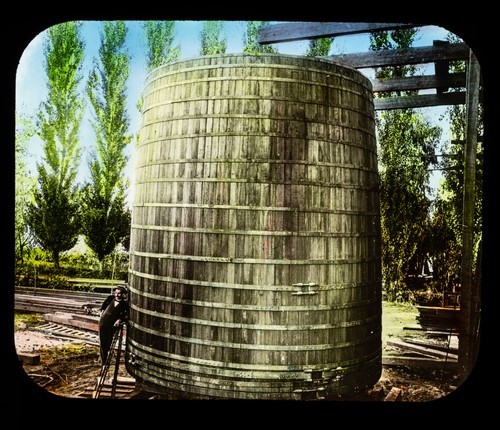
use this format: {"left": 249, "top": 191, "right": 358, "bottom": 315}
{"left": 434, "top": 40, "right": 452, "bottom": 94}
{"left": 328, "top": 42, "right": 470, "bottom": 69}
{"left": 372, "top": 72, "right": 466, "bottom": 93}
{"left": 374, "top": 91, "right": 467, "bottom": 110}
{"left": 459, "top": 50, "right": 481, "bottom": 378}
{"left": 258, "top": 22, "right": 417, "bottom": 44}
{"left": 384, "top": 387, "right": 402, "bottom": 401}
{"left": 382, "top": 356, "right": 458, "bottom": 370}
{"left": 387, "top": 339, "right": 459, "bottom": 360}
{"left": 18, "top": 353, "right": 41, "bottom": 365}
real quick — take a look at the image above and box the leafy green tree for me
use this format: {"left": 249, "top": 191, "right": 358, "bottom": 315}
{"left": 15, "top": 113, "right": 36, "bottom": 266}
{"left": 143, "top": 20, "right": 181, "bottom": 72}
{"left": 378, "top": 109, "right": 441, "bottom": 299}
{"left": 83, "top": 21, "right": 132, "bottom": 268}
{"left": 428, "top": 195, "right": 462, "bottom": 291}
{"left": 305, "top": 38, "right": 333, "bottom": 57}
{"left": 200, "top": 21, "right": 226, "bottom": 55}
{"left": 371, "top": 29, "right": 441, "bottom": 300}
{"left": 137, "top": 21, "right": 181, "bottom": 116}
{"left": 28, "top": 170, "right": 82, "bottom": 270}
{"left": 370, "top": 29, "right": 417, "bottom": 86}
{"left": 243, "top": 21, "right": 278, "bottom": 54}
{"left": 26, "top": 22, "right": 85, "bottom": 270}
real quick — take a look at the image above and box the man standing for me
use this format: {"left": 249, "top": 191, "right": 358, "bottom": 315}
{"left": 98, "top": 285, "right": 129, "bottom": 367}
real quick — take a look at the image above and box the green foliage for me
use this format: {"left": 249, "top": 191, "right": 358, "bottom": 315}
{"left": 81, "top": 185, "right": 131, "bottom": 262}
{"left": 86, "top": 21, "right": 131, "bottom": 198}
{"left": 42, "top": 344, "right": 99, "bottom": 362}
{"left": 16, "top": 241, "right": 129, "bottom": 288}
{"left": 370, "top": 28, "right": 446, "bottom": 301}
{"left": 84, "top": 21, "right": 132, "bottom": 265}
{"left": 26, "top": 167, "right": 81, "bottom": 269}
{"left": 37, "top": 21, "right": 85, "bottom": 191}
{"left": 305, "top": 38, "right": 333, "bottom": 57}
{"left": 370, "top": 29, "right": 418, "bottom": 93}
{"left": 243, "top": 21, "right": 278, "bottom": 54}
{"left": 437, "top": 32, "right": 483, "bottom": 251}
{"left": 429, "top": 32, "right": 483, "bottom": 284}
{"left": 378, "top": 109, "right": 441, "bottom": 298}
{"left": 143, "top": 20, "right": 181, "bottom": 72}
{"left": 28, "top": 22, "right": 85, "bottom": 269}
{"left": 137, "top": 21, "right": 181, "bottom": 114}
{"left": 200, "top": 21, "right": 226, "bottom": 55}
{"left": 15, "top": 112, "right": 36, "bottom": 266}
{"left": 427, "top": 199, "right": 462, "bottom": 286}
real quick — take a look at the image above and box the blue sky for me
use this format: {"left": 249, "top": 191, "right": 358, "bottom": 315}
{"left": 16, "top": 20, "right": 454, "bottom": 204}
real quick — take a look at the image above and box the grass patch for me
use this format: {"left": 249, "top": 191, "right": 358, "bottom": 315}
{"left": 382, "top": 300, "right": 419, "bottom": 343}
{"left": 41, "top": 344, "right": 99, "bottom": 364}
{"left": 14, "top": 312, "right": 46, "bottom": 330}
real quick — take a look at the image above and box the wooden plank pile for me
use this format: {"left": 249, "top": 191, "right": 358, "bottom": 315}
{"left": 384, "top": 337, "right": 458, "bottom": 371}
{"left": 15, "top": 287, "right": 108, "bottom": 316}
{"left": 416, "top": 306, "right": 460, "bottom": 332}
{"left": 43, "top": 312, "right": 99, "bottom": 332}
{"left": 387, "top": 339, "right": 458, "bottom": 361}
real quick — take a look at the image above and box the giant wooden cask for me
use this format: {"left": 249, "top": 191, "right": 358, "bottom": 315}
{"left": 125, "top": 54, "right": 382, "bottom": 400}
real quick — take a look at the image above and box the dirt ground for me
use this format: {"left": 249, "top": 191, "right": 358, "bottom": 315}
{"left": 13, "top": 302, "right": 466, "bottom": 402}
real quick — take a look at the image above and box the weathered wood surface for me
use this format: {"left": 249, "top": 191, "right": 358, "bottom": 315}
{"left": 374, "top": 91, "right": 477, "bottom": 110}
{"left": 43, "top": 312, "right": 99, "bottom": 332}
{"left": 128, "top": 54, "right": 382, "bottom": 400}
{"left": 459, "top": 51, "right": 482, "bottom": 375}
{"left": 382, "top": 355, "right": 458, "bottom": 370}
{"left": 78, "top": 377, "right": 139, "bottom": 399}
{"left": 401, "top": 338, "right": 458, "bottom": 354}
{"left": 387, "top": 339, "right": 458, "bottom": 361}
{"left": 258, "top": 22, "right": 417, "bottom": 44}
{"left": 15, "top": 287, "right": 107, "bottom": 315}
{"left": 416, "top": 305, "right": 461, "bottom": 332}
{"left": 17, "top": 352, "right": 41, "bottom": 365}
{"left": 384, "top": 386, "right": 402, "bottom": 401}
{"left": 372, "top": 72, "right": 466, "bottom": 93}
{"left": 329, "top": 43, "right": 470, "bottom": 69}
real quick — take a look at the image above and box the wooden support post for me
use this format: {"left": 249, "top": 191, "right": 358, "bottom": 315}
{"left": 433, "top": 40, "right": 451, "bottom": 94}
{"left": 459, "top": 49, "right": 481, "bottom": 380}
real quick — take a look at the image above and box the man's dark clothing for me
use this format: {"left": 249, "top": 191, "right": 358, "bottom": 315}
{"left": 98, "top": 295, "right": 129, "bottom": 365}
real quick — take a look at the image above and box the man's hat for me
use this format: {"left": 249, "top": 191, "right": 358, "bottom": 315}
{"left": 115, "top": 284, "right": 128, "bottom": 293}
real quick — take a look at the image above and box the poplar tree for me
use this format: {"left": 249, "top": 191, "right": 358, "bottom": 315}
{"left": 83, "top": 21, "right": 131, "bottom": 268}
{"left": 143, "top": 20, "right": 181, "bottom": 72}
{"left": 371, "top": 29, "right": 441, "bottom": 301}
{"left": 137, "top": 21, "right": 181, "bottom": 115}
{"left": 26, "top": 22, "right": 85, "bottom": 270}
{"left": 243, "top": 21, "right": 278, "bottom": 54}
{"left": 200, "top": 21, "right": 226, "bottom": 55}
{"left": 305, "top": 38, "right": 333, "bottom": 57}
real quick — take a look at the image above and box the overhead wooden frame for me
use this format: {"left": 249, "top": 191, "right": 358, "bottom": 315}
{"left": 327, "top": 41, "right": 475, "bottom": 110}
{"left": 260, "top": 22, "right": 478, "bottom": 110}
{"left": 258, "top": 21, "right": 482, "bottom": 380}
{"left": 257, "top": 21, "right": 418, "bottom": 44}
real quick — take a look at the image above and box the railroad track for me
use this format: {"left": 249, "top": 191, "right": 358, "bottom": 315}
{"left": 34, "top": 322, "right": 102, "bottom": 346}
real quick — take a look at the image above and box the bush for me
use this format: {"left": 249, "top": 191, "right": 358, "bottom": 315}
{"left": 15, "top": 244, "right": 130, "bottom": 290}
